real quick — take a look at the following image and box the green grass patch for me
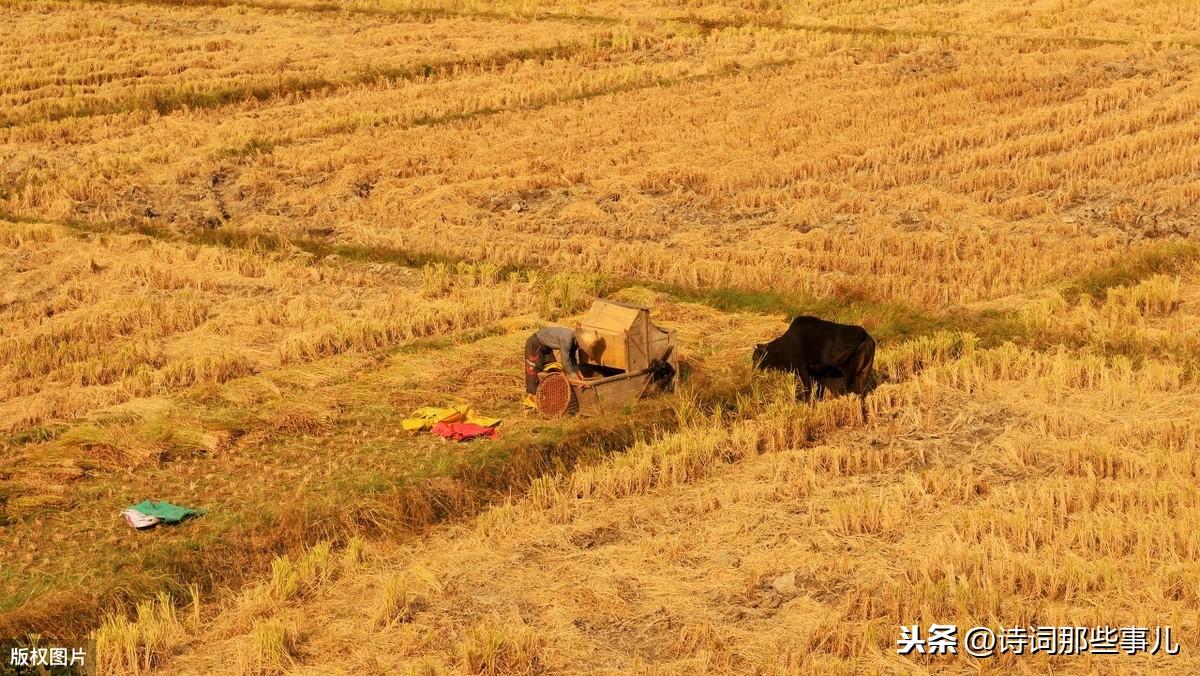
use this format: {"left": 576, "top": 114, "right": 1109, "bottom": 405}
{"left": 630, "top": 238, "right": 1198, "bottom": 350}
{"left": 2, "top": 425, "right": 67, "bottom": 448}
{"left": 1062, "top": 241, "right": 1200, "bottom": 302}
{"left": 633, "top": 280, "right": 962, "bottom": 342}
{"left": 0, "top": 387, "right": 675, "bottom": 637}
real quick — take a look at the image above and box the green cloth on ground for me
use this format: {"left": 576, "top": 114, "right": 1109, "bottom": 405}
{"left": 128, "top": 500, "right": 206, "bottom": 524}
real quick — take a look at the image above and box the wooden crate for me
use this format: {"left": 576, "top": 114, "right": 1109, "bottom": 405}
{"left": 572, "top": 370, "right": 655, "bottom": 416}
{"left": 536, "top": 300, "right": 677, "bottom": 418}
{"left": 577, "top": 299, "right": 675, "bottom": 373}
{"left": 536, "top": 369, "right": 654, "bottom": 418}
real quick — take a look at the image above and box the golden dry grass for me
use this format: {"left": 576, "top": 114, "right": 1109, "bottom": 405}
{"left": 2, "top": 0, "right": 1199, "bottom": 673}
{"left": 0, "top": 216, "right": 606, "bottom": 521}
{"left": 148, "top": 272, "right": 1200, "bottom": 673}
{"left": 6, "top": 3, "right": 1200, "bottom": 307}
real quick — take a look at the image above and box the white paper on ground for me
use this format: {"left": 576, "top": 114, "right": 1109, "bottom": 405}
{"left": 122, "top": 508, "right": 161, "bottom": 529}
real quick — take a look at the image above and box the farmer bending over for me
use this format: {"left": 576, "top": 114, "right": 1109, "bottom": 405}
{"left": 524, "top": 324, "right": 602, "bottom": 405}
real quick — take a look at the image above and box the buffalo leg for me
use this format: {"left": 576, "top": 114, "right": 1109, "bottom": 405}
{"left": 844, "top": 338, "right": 876, "bottom": 395}
{"left": 795, "top": 370, "right": 814, "bottom": 402}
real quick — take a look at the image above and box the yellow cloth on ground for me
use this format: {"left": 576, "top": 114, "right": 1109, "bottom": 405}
{"left": 465, "top": 411, "right": 502, "bottom": 428}
{"left": 402, "top": 404, "right": 501, "bottom": 431}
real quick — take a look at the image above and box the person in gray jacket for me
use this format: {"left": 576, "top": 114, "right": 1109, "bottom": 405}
{"left": 524, "top": 324, "right": 602, "bottom": 397}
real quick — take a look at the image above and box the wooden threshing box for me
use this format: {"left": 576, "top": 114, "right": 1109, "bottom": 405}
{"left": 577, "top": 300, "right": 674, "bottom": 374}
{"left": 536, "top": 300, "right": 677, "bottom": 418}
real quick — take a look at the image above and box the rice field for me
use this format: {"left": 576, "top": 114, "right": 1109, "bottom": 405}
{"left": 2, "top": 0, "right": 1200, "bottom": 673}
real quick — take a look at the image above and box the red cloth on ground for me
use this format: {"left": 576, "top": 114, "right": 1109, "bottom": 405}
{"left": 431, "top": 421, "right": 499, "bottom": 441}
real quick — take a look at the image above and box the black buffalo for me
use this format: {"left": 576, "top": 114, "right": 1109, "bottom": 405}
{"left": 753, "top": 316, "right": 876, "bottom": 399}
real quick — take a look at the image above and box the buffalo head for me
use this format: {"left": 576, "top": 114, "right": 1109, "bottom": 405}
{"left": 752, "top": 342, "right": 785, "bottom": 371}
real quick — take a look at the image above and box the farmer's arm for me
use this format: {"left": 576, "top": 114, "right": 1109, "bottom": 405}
{"left": 559, "top": 342, "right": 578, "bottom": 375}
{"left": 536, "top": 326, "right": 579, "bottom": 375}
